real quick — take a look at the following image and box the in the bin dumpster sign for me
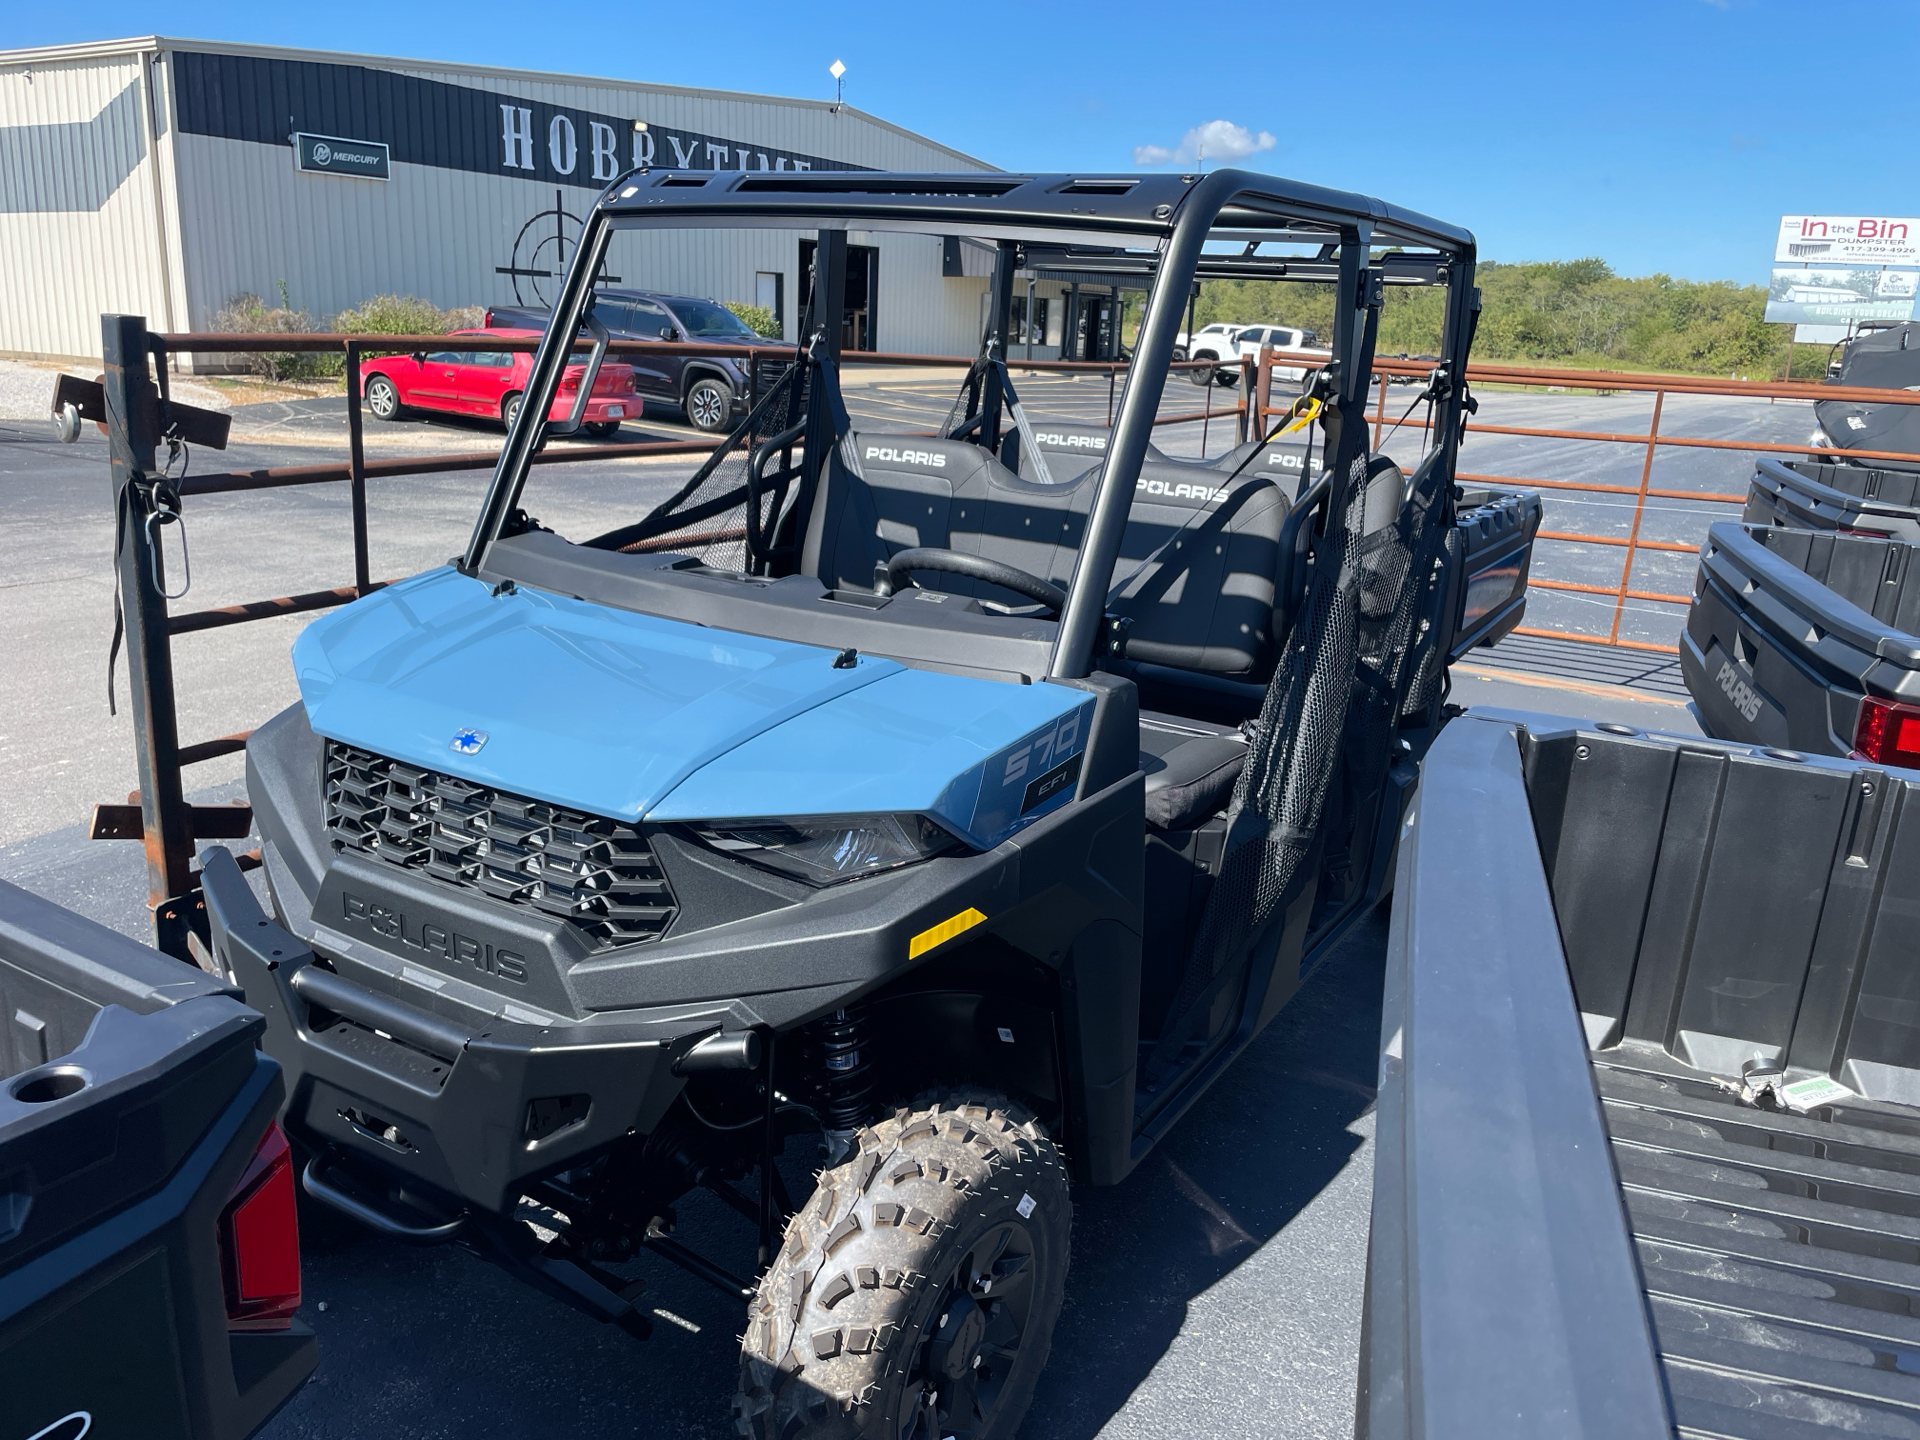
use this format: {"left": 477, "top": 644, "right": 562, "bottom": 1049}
{"left": 1776, "top": 216, "right": 1920, "bottom": 266}
{"left": 293, "top": 132, "right": 391, "bottom": 181}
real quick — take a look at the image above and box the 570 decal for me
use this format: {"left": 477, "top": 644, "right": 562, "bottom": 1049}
{"left": 1004, "top": 710, "right": 1085, "bottom": 815}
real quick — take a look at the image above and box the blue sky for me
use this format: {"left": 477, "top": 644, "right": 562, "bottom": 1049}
{"left": 15, "top": 0, "right": 1918, "bottom": 283}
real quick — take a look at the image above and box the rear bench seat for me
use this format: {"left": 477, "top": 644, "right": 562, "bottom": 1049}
{"left": 804, "top": 430, "right": 1291, "bottom": 686}
{"left": 1013, "top": 422, "right": 1324, "bottom": 500}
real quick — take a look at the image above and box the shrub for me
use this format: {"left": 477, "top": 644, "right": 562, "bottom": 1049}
{"left": 210, "top": 284, "right": 340, "bottom": 380}
{"left": 334, "top": 294, "right": 482, "bottom": 337}
{"left": 724, "top": 301, "right": 781, "bottom": 338}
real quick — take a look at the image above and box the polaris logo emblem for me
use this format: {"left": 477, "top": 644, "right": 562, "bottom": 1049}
{"left": 450, "top": 728, "right": 489, "bottom": 755}
{"left": 1034, "top": 431, "right": 1105, "bottom": 450}
{"left": 1264, "top": 451, "right": 1322, "bottom": 472}
{"left": 341, "top": 891, "right": 529, "bottom": 982}
{"left": 1715, "top": 660, "right": 1764, "bottom": 723}
{"left": 1136, "top": 477, "right": 1225, "bottom": 503}
{"left": 864, "top": 445, "right": 946, "bottom": 468}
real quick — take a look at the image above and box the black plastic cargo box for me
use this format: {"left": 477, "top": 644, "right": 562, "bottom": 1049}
{"left": 1743, "top": 456, "right": 1920, "bottom": 540}
{"left": 1681, "top": 520, "right": 1920, "bottom": 755}
{"left": 1445, "top": 485, "right": 1541, "bottom": 657}
{"left": 0, "top": 880, "right": 315, "bottom": 1439}
{"left": 1363, "top": 710, "right": 1920, "bottom": 1439}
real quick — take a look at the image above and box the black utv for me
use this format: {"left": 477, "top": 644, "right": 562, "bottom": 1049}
{"left": 206, "top": 167, "right": 1489, "bottom": 1437}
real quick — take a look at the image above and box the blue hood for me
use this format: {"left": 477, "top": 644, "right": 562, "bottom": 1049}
{"left": 293, "top": 568, "right": 1092, "bottom": 845}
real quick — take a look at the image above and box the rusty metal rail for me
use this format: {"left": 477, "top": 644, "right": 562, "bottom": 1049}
{"left": 1251, "top": 347, "right": 1920, "bottom": 654}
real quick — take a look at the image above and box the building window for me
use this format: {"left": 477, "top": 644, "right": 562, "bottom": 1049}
{"left": 1007, "top": 297, "right": 1049, "bottom": 347}
{"left": 756, "top": 271, "right": 783, "bottom": 329}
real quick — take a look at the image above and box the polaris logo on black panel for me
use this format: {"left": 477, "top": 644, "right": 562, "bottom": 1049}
{"left": 1715, "top": 660, "right": 1765, "bottom": 723}
{"left": 865, "top": 446, "right": 947, "bottom": 468}
{"left": 341, "top": 891, "right": 529, "bottom": 982}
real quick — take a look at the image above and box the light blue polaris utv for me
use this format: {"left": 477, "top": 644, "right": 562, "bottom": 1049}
{"left": 203, "top": 167, "right": 1504, "bottom": 1438}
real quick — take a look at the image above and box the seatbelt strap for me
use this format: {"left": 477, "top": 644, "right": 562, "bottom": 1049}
{"left": 993, "top": 360, "right": 1056, "bottom": 486}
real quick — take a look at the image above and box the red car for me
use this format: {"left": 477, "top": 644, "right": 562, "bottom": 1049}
{"left": 359, "top": 329, "right": 640, "bottom": 437}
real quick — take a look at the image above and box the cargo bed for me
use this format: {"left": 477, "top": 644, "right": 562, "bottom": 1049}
{"left": 1744, "top": 457, "right": 1920, "bottom": 541}
{"left": 1682, "top": 520, "right": 1920, "bottom": 753}
{"left": 1362, "top": 711, "right": 1920, "bottom": 1439}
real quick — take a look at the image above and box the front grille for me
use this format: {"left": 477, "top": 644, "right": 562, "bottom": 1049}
{"left": 324, "top": 741, "right": 677, "bottom": 947}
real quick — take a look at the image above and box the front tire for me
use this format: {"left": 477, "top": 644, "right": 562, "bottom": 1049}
{"left": 685, "top": 376, "right": 734, "bottom": 433}
{"left": 365, "top": 374, "right": 403, "bottom": 420}
{"left": 1187, "top": 351, "right": 1218, "bottom": 388}
{"left": 735, "top": 1091, "right": 1070, "bottom": 1440}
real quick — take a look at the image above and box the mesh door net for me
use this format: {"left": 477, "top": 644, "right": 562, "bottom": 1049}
{"left": 1142, "top": 436, "right": 1455, "bottom": 1083}
{"left": 1143, "top": 448, "right": 1372, "bottom": 1081}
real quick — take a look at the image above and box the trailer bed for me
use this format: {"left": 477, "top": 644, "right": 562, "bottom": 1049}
{"left": 1597, "top": 1051, "right": 1920, "bottom": 1438}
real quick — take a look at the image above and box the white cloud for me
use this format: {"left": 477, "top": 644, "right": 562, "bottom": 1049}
{"left": 1132, "top": 120, "right": 1276, "bottom": 169}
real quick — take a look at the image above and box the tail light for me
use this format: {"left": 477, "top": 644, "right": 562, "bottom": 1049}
{"left": 218, "top": 1122, "right": 302, "bottom": 1330}
{"left": 1852, "top": 696, "right": 1920, "bottom": 769}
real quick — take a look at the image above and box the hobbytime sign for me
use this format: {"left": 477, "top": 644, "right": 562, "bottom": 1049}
{"left": 294, "top": 132, "right": 390, "bottom": 180}
{"left": 496, "top": 106, "right": 834, "bottom": 181}
{"left": 171, "top": 52, "right": 862, "bottom": 190}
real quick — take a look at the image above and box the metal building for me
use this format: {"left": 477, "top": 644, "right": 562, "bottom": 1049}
{"left": 0, "top": 36, "right": 1065, "bottom": 363}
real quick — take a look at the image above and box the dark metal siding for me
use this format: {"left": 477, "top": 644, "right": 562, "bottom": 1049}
{"left": 171, "top": 50, "right": 864, "bottom": 188}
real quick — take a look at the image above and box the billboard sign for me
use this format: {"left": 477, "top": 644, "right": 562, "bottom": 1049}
{"left": 1776, "top": 216, "right": 1920, "bottom": 266}
{"left": 1765, "top": 266, "right": 1920, "bottom": 325}
{"left": 294, "top": 132, "right": 390, "bottom": 181}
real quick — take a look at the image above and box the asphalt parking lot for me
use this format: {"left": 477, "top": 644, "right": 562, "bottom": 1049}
{"left": 0, "top": 360, "right": 1729, "bottom": 1437}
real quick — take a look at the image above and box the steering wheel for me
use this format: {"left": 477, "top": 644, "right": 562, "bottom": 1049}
{"left": 878, "top": 548, "right": 1067, "bottom": 615}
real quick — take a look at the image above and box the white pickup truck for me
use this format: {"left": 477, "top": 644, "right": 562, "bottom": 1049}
{"left": 1175, "top": 322, "right": 1320, "bottom": 386}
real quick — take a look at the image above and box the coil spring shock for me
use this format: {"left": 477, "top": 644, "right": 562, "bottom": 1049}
{"left": 810, "top": 1007, "right": 874, "bottom": 1145}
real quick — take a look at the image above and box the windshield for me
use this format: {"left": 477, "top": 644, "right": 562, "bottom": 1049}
{"left": 670, "top": 299, "right": 756, "bottom": 337}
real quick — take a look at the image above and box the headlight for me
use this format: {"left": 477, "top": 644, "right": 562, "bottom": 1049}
{"left": 691, "top": 814, "right": 961, "bottom": 886}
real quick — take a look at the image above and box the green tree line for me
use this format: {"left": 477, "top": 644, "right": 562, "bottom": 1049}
{"left": 1184, "top": 259, "right": 1822, "bottom": 379}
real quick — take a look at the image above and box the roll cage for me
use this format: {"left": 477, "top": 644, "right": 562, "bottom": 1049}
{"left": 459, "top": 167, "right": 1480, "bottom": 683}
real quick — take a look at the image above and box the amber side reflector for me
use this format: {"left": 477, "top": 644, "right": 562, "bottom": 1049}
{"left": 909, "top": 907, "right": 987, "bottom": 959}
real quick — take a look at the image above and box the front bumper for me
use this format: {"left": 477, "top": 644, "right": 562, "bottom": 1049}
{"left": 202, "top": 849, "right": 693, "bottom": 1216}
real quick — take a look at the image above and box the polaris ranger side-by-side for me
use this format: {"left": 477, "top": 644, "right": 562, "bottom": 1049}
{"left": 205, "top": 168, "right": 1494, "bottom": 1437}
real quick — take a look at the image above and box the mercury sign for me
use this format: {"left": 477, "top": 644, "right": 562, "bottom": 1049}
{"left": 1776, "top": 216, "right": 1920, "bottom": 267}
{"left": 294, "top": 132, "right": 391, "bottom": 181}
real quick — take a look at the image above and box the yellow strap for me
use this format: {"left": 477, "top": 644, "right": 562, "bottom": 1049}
{"left": 1277, "top": 395, "right": 1321, "bottom": 436}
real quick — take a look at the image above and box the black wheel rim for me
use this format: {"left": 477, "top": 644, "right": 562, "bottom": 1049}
{"left": 690, "top": 384, "right": 725, "bottom": 428}
{"left": 896, "top": 1221, "right": 1035, "bottom": 1440}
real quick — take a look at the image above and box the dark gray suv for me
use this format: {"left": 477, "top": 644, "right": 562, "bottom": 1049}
{"left": 486, "top": 288, "right": 761, "bottom": 432}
